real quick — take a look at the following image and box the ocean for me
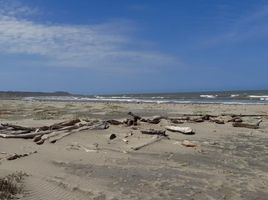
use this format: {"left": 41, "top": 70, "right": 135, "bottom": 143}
{"left": 23, "top": 90, "right": 268, "bottom": 105}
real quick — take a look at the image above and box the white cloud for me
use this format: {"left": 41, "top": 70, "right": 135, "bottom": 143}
{"left": 0, "top": 1, "right": 177, "bottom": 70}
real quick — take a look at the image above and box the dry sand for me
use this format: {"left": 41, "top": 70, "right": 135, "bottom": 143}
{"left": 0, "top": 100, "right": 268, "bottom": 200}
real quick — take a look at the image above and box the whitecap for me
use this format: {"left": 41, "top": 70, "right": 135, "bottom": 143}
{"left": 200, "top": 95, "right": 217, "bottom": 98}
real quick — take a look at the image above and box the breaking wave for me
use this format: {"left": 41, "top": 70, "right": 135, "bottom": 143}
{"left": 200, "top": 95, "right": 217, "bottom": 98}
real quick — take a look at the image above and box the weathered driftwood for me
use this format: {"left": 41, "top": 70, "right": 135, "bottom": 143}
{"left": 126, "top": 112, "right": 236, "bottom": 125}
{"left": 172, "top": 114, "right": 217, "bottom": 117}
{"left": 169, "top": 116, "right": 190, "bottom": 121}
{"left": 0, "top": 119, "right": 109, "bottom": 144}
{"left": 127, "top": 113, "right": 166, "bottom": 125}
{"left": 222, "top": 114, "right": 267, "bottom": 117}
{"left": 189, "top": 117, "right": 205, "bottom": 123}
{"left": 33, "top": 134, "right": 43, "bottom": 142}
{"left": 39, "top": 119, "right": 81, "bottom": 131}
{"left": 181, "top": 140, "right": 197, "bottom": 147}
{"left": 106, "top": 119, "right": 123, "bottom": 125}
{"left": 140, "top": 116, "right": 164, "bottom": 124}
{"left": 128, "top": 112, "right": 141, "bottom": 122}
{"left": 141, "top": 129, "right": 167, "bottom": 137}
{"left": 209, "top": 118, "right": 225, "bottom": 124}
{"left": 168, "top": 116, "right": 189, "bottom": 124}
{"left": 228, "top": 117, "right": 243, "bottom": 123}
{"left": 123, "top": 119, "right": 137, "bottom": 126}
{"left": 57, "top": 119, "right": 81, "bottom": 126}
{"left": 177, "top": 114, "right": 211, "bottom": 123}
{"left": 6, "top": 151, "right": 37, "bottom": 161}
{"left": 6, "top": 130, "right": 31, "bottom": 135}
{"left": 0, "top": 130, "right": 50, "bottom": 139}
{"left": 35, "top": 130, "right": 67, "bottom": 145}
{"left": 232, "top": 119, "right": 262, "bottom": 129}
{"left": 47, "top": 132, "right": 72, "bottom": 144}
{"left": 131, "top": 136, "right": 165, "bottom": 151}
{"left": 171, "top": 113, "right": 267, "bottom": 118}
{"left": 92, "top": 122, "right": 109, "bottom": 130}
{"left": 57, "top": 124, "right": 80, "bottom": 131}
{"left": 49, "top": 122, "right": 109, "bottom": 144}
{"left": 169, "top": 119, "right": 184, "bottom": 124}
{"left": 202, "top": 114, "right": 212, "bottom": 120}
{"left": 165, "top": 126, "right": 195, "bottom": 135}
{"left": 1, "top": 123, "right": 35, "bottom": 131}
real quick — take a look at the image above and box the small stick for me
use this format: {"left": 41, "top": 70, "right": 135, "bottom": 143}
{"left": 131, "top": 136, "right": 166, "bottom": 151}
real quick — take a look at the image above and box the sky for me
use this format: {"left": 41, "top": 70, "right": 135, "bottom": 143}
{"left": 0, "top": 0, "right": 268, "bottom": 94}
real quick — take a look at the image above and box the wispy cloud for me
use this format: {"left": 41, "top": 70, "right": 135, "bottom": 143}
{"left": 0, "top": 0, "right": 177, "bottom": 70}
{"left": 0, "top": 0, "right": 39, "bottom": 17}
{"left": 203, "top": 4, "right": 268, "bottom": 47}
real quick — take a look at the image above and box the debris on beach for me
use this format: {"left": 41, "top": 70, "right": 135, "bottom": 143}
{"left": 106, "top": 119, "right": 123, "bottom": 125}
{"left": 131, "top": 135, "right": 166, "bottom": 151}
{"left": 228, "top": 116, "right": 243, "bottom": 123}
{"left": 141, "top": 129, "right": 167, "bottom": 137}
{"left": 0, "top": 112, "right": 264, "bottom": 148}
{"left": 181, "top": 140, "right": 197, "bottom": 147}
{"left": 232, "top": 119, "right": 262, "bottom": 129}
{"left": 209, "top": 117, "right": 225, "bottom": 124}
{"left": 140, "top": 116, "right": 164, "bottom": 124}
{"left": 6, "top": 151, "right": 37, "bottom": 161}
{"left": 128, "top": 112, "right": 165, "bottom": 125}
{"left": 0, "top": 119, "right": 109, "bottom": 145}
{"left": 165, "top": 126, "right": 195, "bottom": 135}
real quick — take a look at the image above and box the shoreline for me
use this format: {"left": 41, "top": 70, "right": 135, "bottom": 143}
{"left": 17, "top": 98, "right": 268, "bottom": 106}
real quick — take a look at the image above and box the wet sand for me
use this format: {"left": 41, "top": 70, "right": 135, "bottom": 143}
{"left": 0, "top": 100, "right": 268, "bottom": 200}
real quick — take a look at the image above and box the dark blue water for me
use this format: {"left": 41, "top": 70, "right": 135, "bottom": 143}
{"left": 24, "top": 90, "right": 268, "bottom": 105}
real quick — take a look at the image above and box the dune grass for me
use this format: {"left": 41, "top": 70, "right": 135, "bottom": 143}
{"left": 0, "top": 172, "right": 26, "bottom": 200}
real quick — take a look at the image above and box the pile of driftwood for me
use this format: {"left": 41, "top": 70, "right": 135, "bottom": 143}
{"left": 0, "top": 112, "right": 263, "bottom": 147}
{"left": 108, "top": 112, "right": 263, "bottom": 129}
{"left": 0, "top": 119, "right": 109, "bottom": 145}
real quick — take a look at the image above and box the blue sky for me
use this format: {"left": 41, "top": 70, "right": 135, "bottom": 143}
{"left": 0, "top": 0, "right": 268, "bottom": 94}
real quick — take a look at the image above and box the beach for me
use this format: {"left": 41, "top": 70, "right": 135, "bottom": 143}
{"left": 0, "top": 99, "right": 268, "bottom": 200}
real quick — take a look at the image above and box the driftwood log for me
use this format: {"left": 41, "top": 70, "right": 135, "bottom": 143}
{"left": 131, "top": 136, "right": 166, "bottom": 151}
{"left": 0, "top": 130, "right": 51, "bottom": 139}
{"left": 190, "top": 117, "right": 205, "bottom": 123}
{"left": 165, "top": 126, "right": 195, "bottom": 135}
{"left": 121, "top": 112, "right": 248, "bottom": 126}
{"left": 123, "top": 119, "right": 137, "bottom": 126}
{"left": 232, "top": 119, "right": 262, "bottom": 129}
{"left": 106, "top": 119, "right": 123, "bottom": 125}
{"left": 209, "top": 117, "right": 225, "bottom": 124}
{"left": 140, "top": 116, "right": 164, "bottom": 124}
{"left": 127, "top": 112, "right": 166, "bottom": 125}
{"left": 6, "top": 151, "right": 37, "bottom": 161}
{"left": 141, "top": 129, "right": 167, "bottom": 137}
{"left": 228, "top": 117, "right": 243, "bottom": 123}
{"left": 128, "top": 112, "right": 141, "bottom": 122}
{"left": 0, "top": 119, "right": 109, "bottom": 144}
{"left": 1, "top": 124, "right": 35, "bottom": 131}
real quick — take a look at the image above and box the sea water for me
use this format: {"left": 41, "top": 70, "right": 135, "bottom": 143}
{"left": 23, "top": 90, "right": 268, "bottom": 105}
